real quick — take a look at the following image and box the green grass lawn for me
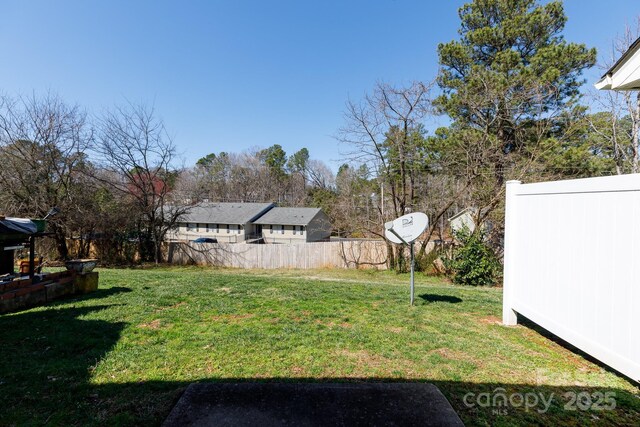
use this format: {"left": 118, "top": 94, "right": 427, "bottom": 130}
{"left": 0, "top": 267, "right": 638, "bottom": 426}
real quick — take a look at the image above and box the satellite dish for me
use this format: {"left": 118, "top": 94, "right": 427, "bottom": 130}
{"left": 384, "top": 212, "right": 429, "bottom": 306}
{"left": 384, "top": 212, "right": 428, "bottom": 245}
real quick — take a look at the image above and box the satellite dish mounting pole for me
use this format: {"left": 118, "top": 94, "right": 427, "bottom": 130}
{"left": 410, "top": 242, "right": 415, "bottom": 306}
{"left": 386, "top": 227, "right": 414, "bottom": 305}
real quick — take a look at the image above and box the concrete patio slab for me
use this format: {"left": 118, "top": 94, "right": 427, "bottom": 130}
{"left": 163, "top": 382, "right": 464, "bottom": 427}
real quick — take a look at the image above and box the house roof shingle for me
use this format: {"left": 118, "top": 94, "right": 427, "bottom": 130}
{"left": 252, "top": 207, "right": 322, "bottom": 226}
{"left": 183, "top": 203, "right": 274, "bottom": 225}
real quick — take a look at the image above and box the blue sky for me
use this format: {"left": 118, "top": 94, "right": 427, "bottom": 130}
{"left": 1, "top": 0, "right": 637, "bottom": 170}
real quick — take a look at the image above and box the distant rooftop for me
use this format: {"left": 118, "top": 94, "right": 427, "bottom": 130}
{"left": 183, "top": 203, "right": 274, "bottom": 225}
{"left": 252, "top": 207, "right": 322, "bottom": 226}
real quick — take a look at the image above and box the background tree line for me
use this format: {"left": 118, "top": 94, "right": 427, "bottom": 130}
{"left": 334, "top": 0, "right": 640, "bottom": 278}
{"left": 0, "top": 95, "right": 185, "bottom": 264}
{"left": 0, "top": 0, "right": 637, "bottom": 276}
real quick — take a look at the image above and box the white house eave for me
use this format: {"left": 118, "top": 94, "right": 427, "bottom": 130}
{"left": 594, "top": 75, "right": 612, "bottom": 90}
{"left": 596, "top": 38, "right": 640, "bottom": 91}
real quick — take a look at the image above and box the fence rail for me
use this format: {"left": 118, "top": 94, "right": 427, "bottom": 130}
{"left": 166, "top": 240, "right": 390, "bottom": 269}
{"left": 503, "top": 176, "right": 640, "bottom": 382}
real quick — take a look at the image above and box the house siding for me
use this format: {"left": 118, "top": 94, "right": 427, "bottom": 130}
{"left": 262, "top": 224, "right": 307, "bottom": 244}
{"left": 169, "top": 222, "right": 248, "bottom": 243}
{"left": 167, "top": 205, "right": 332, "bottom": 244}
{"left": 449, "top": 213, "right": 476, "bottom": 234}
{"left": 260, "top": 211, "right": 331, "bottom": 244}
{"left": 306, "top": 211, "right": 331, "bottom": 242}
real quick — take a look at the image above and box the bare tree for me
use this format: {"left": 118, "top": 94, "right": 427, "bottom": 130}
{"left": 189, "top": 146, "right": 336, "bottom": 207}
{"left": 306, "top": 159, "right": 335, "bottom": 190}
{"left": 95, "top": 102, "right": 187, "bottom": 263}
{"left": 338, "top": 81, "right": 432, "bottom": 219}
{"left": 589, "top": 20, "right": 640, "bottom": 174}
{"left": 337, "top": 81, "right": 452, "bottom": 269}
{"left": 0, "top": 92, "right": 91, "bottom": 259}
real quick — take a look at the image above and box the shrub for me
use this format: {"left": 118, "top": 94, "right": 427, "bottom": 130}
{"left": 416, "top": 244, "right": 447, "bottom": 275}
{"left": 444, "top": 227, "right": 500, "bottom": 286}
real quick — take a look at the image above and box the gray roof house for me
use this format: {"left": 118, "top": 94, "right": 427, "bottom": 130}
{"left": 184, "top": 203, "right": 274, "bottom": 225}
{"left": 252, "top": 207, "right": 331, "bottom": 243}
{"left": 171, "top": 202, "right": 274, "bottom": 243}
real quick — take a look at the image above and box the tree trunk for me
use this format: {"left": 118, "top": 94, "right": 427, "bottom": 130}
{"left": 53, "top": 230, "right": 69, "bottom": 260}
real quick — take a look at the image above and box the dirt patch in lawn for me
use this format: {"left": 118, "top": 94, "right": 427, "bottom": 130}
{"left": 290, "top": 366, "right": 306, "bottom": 375}
{"left": 210, "top": 313, "right": 255, "bottom": 323}
{"left": 339, "top": 349, "right": 415, "bottom": 370}
{"left": 315, "top": 319, "right": 352, "bottom": 329}
{"left": 429, "top": 348, "right": 480, "bottom": 367}
{"left": 337, "top": 349, "right": 392, "bottom": 369}
{"left": 154, "top": 302, "right": 187, "bottom": 312}
{"left": 334, "top": 349, "right": 420, "bottom": 378}
{"left": 291, "top": 311, "right": 313, "bottom": 322}
{"left": 478, "top": 315, "right": 502, "bottom": 325}
{"left": 139, "top": 319, "right": 162, "bottom": 329}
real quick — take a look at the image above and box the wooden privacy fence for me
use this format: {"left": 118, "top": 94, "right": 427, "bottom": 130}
{"left": 166, "top": 240, "right": 390, "bottom": 269}
{"left": 503, "top": 176, "right": 640, "bottom": 382}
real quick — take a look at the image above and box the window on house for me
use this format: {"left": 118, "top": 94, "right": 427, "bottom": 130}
{"left": 301, "top": 226, "right": 305, "bottom": 235}
{"left": 226, "top": 224, "right": 230, "bottom": 234}
{"left": 215, "top": 224, "right": 219, "bottom": 233}
{"left": 270, "top": 225, "right": 273, "bottom": 234}
{"left": 237, "top": 225, "right": 241, "bottom": 234}
{"left": 187, "top": 223, "right": 195, "bottom": 231}
{"left": 293, "top": 226, "right": 297, "bottom": 235}
{"left": 280, "top": 225, "right": 284, "bottom": 235}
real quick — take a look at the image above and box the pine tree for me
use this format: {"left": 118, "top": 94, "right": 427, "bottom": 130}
{"left": 436, "top": 0, "right": 596, "bottom": 187}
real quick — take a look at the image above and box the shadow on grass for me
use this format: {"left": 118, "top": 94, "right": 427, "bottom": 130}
{"left": 419, "top": 293, "right": 463, "bottom": 304}
{"left": 43, "top": 378, "right": 640, "bottom": 426}
{"left": 3, "top": 285, "right": 133, "bottom": 314}
{"left": 79, "top": 286, "right": 133, "bottom": 299}
{"left": 0, "top": 304, "right": 637, "bottom": 426}
{"left": 0, "top": 304, "right": 127, "bottom": 426}
{"left": 517, "top": 315, "right": 639, "bottom": 385}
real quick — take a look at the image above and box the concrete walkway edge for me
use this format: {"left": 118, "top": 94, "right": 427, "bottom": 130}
{"left": 163, "top": 382, "right": 464, "bottom": 426}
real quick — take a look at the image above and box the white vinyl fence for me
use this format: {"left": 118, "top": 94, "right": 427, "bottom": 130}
{"left": 503, "top": 175, "right": 640, "bottom": 382}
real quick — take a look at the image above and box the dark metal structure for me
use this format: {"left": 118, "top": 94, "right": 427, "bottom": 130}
{"left": 0, "top": 217, "right": 47, "bottom": 280}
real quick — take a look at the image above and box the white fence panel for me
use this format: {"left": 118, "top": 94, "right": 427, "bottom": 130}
{"left": 503, "top": 175, "right": 640, "bottom": 382}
